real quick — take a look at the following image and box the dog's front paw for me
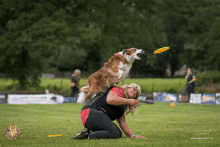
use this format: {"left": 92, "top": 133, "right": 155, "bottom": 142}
{"left": 117, "top": 70, "right": 124, "bottom": 79}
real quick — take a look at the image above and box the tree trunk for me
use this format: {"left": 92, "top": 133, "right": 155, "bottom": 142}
{"left": 18, "top": 47, "right": 29, "bottom": 90}
{"left": 18, "top": 74, "right": 27, "bottom": 90}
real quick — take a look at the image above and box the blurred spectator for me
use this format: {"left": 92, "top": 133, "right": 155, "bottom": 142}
{"left": 185, "top": 68, "right": 196, "bottom": 102}
{"left": 45, "top": 89, "right": 49, "bottom": 94}
{"left": 45, "top": 89, "right": 53, "bottom": 95}
{"left": 70, "top": 69, "right": 81, "bottom": 98}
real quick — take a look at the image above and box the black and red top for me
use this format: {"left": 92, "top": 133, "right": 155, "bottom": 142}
{"left": 80, "top": 86, "right": 127, "bottom": 126}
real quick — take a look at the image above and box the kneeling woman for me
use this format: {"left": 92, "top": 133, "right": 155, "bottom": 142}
{"left": 72, "top": 83, "right": 146, "bottom": 139}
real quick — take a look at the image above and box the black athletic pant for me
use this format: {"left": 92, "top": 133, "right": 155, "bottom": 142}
{"left": 85, "top": 109, "right": 122, "bottom": 139}
{"left": 187, "top": 84, "right": 195, "bottom": 102}
{"left": 71, "top": 86, "right": 79, "bottom": 97}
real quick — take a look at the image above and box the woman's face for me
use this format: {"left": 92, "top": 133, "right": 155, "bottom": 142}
{"left": 127, "top": 87, "right": 137, "bottom": 99}
{"left": 74, "top": 71, "right": 81, "bottom": 75}
{"left": 187, "top": 68, "right": 191, "bottom": 75}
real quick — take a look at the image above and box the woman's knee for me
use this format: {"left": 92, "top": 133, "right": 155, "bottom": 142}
{"left": 111, "top": 129, "right": 122, "bottom": 138}
{"left": 118, "top": 129, "right": 122, "bottom": 138}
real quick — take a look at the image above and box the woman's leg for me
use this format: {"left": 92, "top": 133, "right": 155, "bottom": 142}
{"left": 191, "top": 86, "right": 195, "bottom": 93}
{"left": 187, "top": 91, "right": 191, "bottom": 102}
{"left": 71, "top": 86, "right": 75, "bottom": 97}
{"left": 85, "top": 109, "right": 122, "bottom": 139}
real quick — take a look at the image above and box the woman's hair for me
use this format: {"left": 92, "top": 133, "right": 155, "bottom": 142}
{"left": 73, "top": 69, "right": 81, "bottom": 75}
{"left": 73, "top": 69, "right": 81, "bottom": 79}
{"left": 188, "top": 68, "right": 194, "bottom": 74}
{"left": 121, "top": 83, "right": 141, "bottom": 115}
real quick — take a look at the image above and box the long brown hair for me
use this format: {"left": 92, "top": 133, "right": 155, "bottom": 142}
{"left": 121, "top": 83, "right": 141, "bottom": 115}
{"left": 188, "top": 68, "right": 194, "bottom": 74}
{"left": 72, "top": 69, "right": 81, "bottom": 86}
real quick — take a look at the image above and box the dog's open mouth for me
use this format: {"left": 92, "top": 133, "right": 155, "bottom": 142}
{"left": 136, "top": 51, "right": 144, "bottom": 60}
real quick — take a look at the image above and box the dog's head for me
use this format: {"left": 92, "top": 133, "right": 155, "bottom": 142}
{"left": 122, "top": 48, "right": 144, "bottom": 61}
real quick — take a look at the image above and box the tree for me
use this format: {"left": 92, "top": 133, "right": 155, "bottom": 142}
{"left": 0, "top": 0, "right": 72, "bottom": 90}
{"left": 159, "top": 0, "right": 205, "bottom": 76}
{"left": 184, "top": 0, "right": 220, "bottom": 70}
{"left": 64, "top": 0, "right": 168, "bottom": 76}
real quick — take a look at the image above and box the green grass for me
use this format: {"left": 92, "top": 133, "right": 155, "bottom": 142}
{"left": 0, "top": 102, "right": 220, "bottom": 147}
{"left": 0, "top": 78, "right": 187, "bottom": 93}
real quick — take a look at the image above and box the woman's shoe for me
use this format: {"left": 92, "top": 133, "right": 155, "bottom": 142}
{"left": 72, "top": 129, "right": 90, "bottom": 139}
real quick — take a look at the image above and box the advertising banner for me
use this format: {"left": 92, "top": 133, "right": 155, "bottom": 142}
{"left": 0, "top": 92, "right": 9, "bottom": 104}
{"left": 190, "top": 93, "right": 202, "bottom": 104}
{"left": 64, "top": 97, "right": 77, "bottom": 103}
{"left": 216, "top": 93, "right": 220, "bottom": 105}
{"left": 165, "top": 93, "right": 177, "bottom": 102}
{"left": 8, "top": 94, "right": 64, "bottom": 104}
{"left": 165, "top": 93, "right": 178, "bottom": 105}
{"left": 137, "top": 93, "right": 154, "bottom": 104}
{"left": 0, "top": 95, "right": 6, "bottom": 103}
{"left": 155, "top": 92, "right": 166, "bottom": 102}
{"left": 202, "top": 94, "right": 215, "bottom": 105}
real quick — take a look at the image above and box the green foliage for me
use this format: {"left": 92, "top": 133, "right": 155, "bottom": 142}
{"left": 0, "top": 78, "right": 187, "bottom": 94}
{"left": 163, "top": 87, "right": 178, "bottom": 94}
{"left": 196, "top": 71, "right": 220, "bottom": 87}
{"left": 182, "top": 1, "right": 220, "bottom": 70}
{"left": 196, "top": 73, "right": 210, "bottom": 87}
{"left": 1, "top": 0, "right": 220, "bottom": 91}
{"left": 0, "top": 0, "right": 73, "bottom": 90}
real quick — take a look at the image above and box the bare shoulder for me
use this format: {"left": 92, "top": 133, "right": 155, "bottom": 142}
{"left": 108, "top": 90, "right": 119, "bottom": 97}
{"left": 106, "top": 90, "right": 119, "bottom": 104}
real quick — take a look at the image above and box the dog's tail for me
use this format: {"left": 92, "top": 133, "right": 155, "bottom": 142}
{"left": 77, "top": 92, "right": 86, "bottom": 104}
{"left": 77, "top": 86, "right": 90, "bottom": 104}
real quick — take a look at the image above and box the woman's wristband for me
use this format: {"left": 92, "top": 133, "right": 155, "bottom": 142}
{"left": 131, "top": 134, "right": 140, "bottom": 138}
{"left": 130, "top": 134, "right": 135, "bottom": 138}
{"left": 127, "top": 99, "right": 130, "bottom": 106}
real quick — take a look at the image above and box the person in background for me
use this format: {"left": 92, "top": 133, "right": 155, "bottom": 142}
{"left": 185, "top": 68, "right": 196, "bottom": 102}
{"left": 70, "top": 69, "right": 81, "bottom": 98}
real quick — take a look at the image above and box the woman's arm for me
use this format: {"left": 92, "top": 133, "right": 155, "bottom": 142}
{"left": 116, "top": 114, "right": 146, "bottom": 138}
{"left": 106, "top": 91, "right": 140, "bottom": 106}
{"left": 70, "top": 81, "right": 75, "bottom": 87}
{"left": 188, "top": 77, "right": 195, "bottom": 84}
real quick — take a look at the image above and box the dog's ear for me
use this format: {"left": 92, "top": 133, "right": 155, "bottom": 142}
{"left": 122, "top": 49, "right": 129, "bottom": 55}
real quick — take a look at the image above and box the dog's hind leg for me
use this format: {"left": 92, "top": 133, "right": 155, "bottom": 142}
{"left": 77, "top": 85, "right": 90, "bottom": 104}
{"left": 85, "top": 90, "right": 95, "bottom": 100}
{"left": 86, "top": 85, "right": 103, "bottom": 100}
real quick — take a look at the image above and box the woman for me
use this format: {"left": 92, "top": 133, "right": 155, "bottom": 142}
{"left": 72, "top": 83, "right": 146, "bottom": 139}
{"left": 185, "top": 68, "right": 196, "bottom": 102}
{"left": 70, "top": 69, "right": 81, "bottom": 98}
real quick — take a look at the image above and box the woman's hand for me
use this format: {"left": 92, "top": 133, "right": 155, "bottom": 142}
{"left": 131, "top": 135, "right": 146, "bottom": 138}
{"left": 129, "top": 99, "right": 140, "bottom": 107}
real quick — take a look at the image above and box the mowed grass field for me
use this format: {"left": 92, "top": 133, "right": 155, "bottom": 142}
{"left": 0, "top": 78, "right": 187, "bottom": 93}
{"left": 1, "top": 102, "right": 220, "bottom": 147}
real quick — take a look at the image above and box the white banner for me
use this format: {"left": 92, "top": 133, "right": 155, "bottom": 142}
{"left": 8, "top": 94, "right": 64, "bottom": 104}
{"left": 190, "top": 93, "right": 202, "bottom": 104}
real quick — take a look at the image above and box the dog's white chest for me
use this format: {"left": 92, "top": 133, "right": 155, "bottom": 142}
{"left": 124, "top": 64, "right": 132, "bottom": 76}
{"left": 118, "top": 62, "right": 132, "bottom": 78}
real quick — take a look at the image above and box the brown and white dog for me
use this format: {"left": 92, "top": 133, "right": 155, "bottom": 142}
{"left": 77, "top": 48, "right": 144, "bottom": 104}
